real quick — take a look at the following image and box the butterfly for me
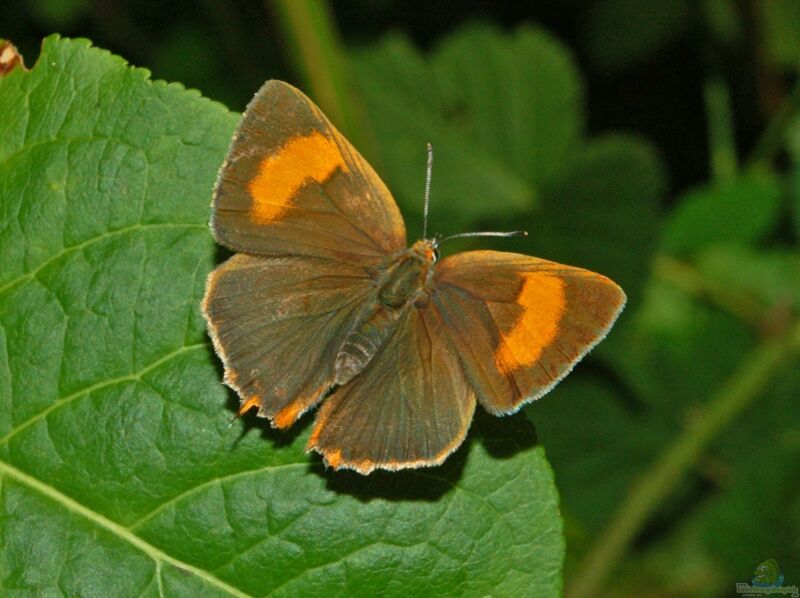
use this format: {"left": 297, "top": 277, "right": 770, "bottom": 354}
{"left": 202, "top": 80, "right": 626, "bottom": 474}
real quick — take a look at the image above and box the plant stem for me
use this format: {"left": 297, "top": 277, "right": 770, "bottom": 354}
{"left": 566, "top": 319, "right": 800, "bottom": 598}
{"left": 704, "top": 77, "right": 737, "bottom": 182}
{"left": 653, "top": 253, "right": 764, "bottom": 326}
{"left": 269, "top": 0, "right": 371, "bottom": 154}
{"left": 747, "top": 78, "right": 800, "bottom": 171}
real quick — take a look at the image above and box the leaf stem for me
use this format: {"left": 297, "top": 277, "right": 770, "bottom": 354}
{"left": 653, "top": 253, "right": 765, "bottom": 326}
{"left": 747, "top": 78, "right": 800, "bottom": 171}
{"left": 566, "top": 319, "right": 800, "bottom": 598}
{"left": 269, "top": 0, "right": 371, "bottom": 154}
{"left": 704, "top": 77, "right": 737, "bottom": 182}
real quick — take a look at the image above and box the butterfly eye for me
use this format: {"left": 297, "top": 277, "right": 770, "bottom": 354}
{"left": 433, "top": 247, "right": 440, "bottom": 262}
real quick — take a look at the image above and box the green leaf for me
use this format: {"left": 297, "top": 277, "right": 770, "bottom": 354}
{"left": 662, "top": 174, "right": 782, "bottom": 255}
{"left": 132, "top": 414, "right": 563, "bottom": 598}
{"left": 694, "top": 245, "right": 800, "bottom": 312}
{"left": 350, "top": 23, "right": 584, "bottom": 233}
{"left": 0, "top": 36, "right": 564, "bottom": 596}
{"left": 432, "top": 24, "right": 583, "bottom": 187}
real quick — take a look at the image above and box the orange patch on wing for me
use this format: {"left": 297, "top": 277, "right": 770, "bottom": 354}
{"left": 247, "top": 130, "right": 348, "bottom": 223}
{"left": 273, "top": 402, "right": 302, "bottom": 429}
{"left": 494, "top": 272, "right": 566, "bottom": 374}
{"left": 273, "top": 384, "right": 327, "bottom": 429}
{"left": 325, "top": 449, "right": 343, "bottom": 468}
{"left": 308, "top": 428, "right": 321, "bottom": 447}
{"left": 237, "top": 395, "right": 262, "bottom": 417}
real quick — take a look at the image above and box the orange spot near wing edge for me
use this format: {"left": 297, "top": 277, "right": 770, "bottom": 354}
{"left": 237, "top": 395, "right": 262, "bottom": 417}
{"left": 325, "top": 449, "right": 343, "bottom": 468}
{"left": 272, "top": 384, "right": 327, "bottom": 429}
{"left": 273, "top": 402, "right": 303, "bottom": 429}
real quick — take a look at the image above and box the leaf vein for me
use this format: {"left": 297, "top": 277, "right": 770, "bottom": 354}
{"left": 0, "top": 222, "right": 207, "bottom": 296}
{"left": 127, "top": 462, "right": 307, "bottom": 531}
{"left": 0, "top": 459, "right": 252, "bottom": 598}
{"left": 0, "top": 342, "right": 206, "bottom": 446}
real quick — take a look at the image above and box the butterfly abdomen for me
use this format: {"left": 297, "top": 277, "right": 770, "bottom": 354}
{"left": 335, "top": 305, "right": 398, "bottom": 385}
{"left": 334, "top": 243, "right": 435, "bottom": 385}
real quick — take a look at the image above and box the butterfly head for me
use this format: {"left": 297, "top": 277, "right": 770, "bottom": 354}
{"left": 410, "top": 238, "right": 439, "bottom": 264}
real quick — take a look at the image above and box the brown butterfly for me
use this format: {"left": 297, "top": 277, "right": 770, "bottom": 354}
{"left": 202, "top": 80, "right": 626, "bottom": 474}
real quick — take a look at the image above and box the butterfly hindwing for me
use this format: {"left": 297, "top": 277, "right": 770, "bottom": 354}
{"left": 432, "top": 250, "right": 626, "bottom": 414}
{"left": 212, "top": 80, "right": 406, "bottom": 263}
{"left": 307, "top": 303, "right": 476, "bottom": 474}
{"left": 202, "top": 253, "right": 375, "bottom": 427}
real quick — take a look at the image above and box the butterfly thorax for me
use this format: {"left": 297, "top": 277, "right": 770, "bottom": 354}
{"left": 334, "top": 240, "right": 436, "bottom": 385}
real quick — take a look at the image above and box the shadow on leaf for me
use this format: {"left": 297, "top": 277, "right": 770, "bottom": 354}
{"left": 224, "top": 388, "right": 311, "bottom": 449}
{"left": 315, "top": 409, "right": 539, "bottom": 502}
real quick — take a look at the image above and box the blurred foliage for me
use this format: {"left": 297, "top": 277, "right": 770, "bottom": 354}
{"left": 662, "top": 174, "right": 781, "bottom": 255}
{"left": 582, "top": 0, "right": 692, "bottom": 71}
{"left": 760, "top": 0, "right": 800, "bottom": 70}
{"left": 1, "top": 1, "right": 800, "bottom": 597}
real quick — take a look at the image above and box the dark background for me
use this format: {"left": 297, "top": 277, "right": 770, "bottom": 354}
{"left": 3, "top": 0, "right": 787, "bottom": 197}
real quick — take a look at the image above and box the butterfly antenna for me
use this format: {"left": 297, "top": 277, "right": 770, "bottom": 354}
{"left": 421, "top": 142, "right": 526, "bottom": 245}
{"left": 422, "top": 142, "right": 433, "bottom": 240}
{"left": 437, "top": 230, "right": 528, "bottom": 245}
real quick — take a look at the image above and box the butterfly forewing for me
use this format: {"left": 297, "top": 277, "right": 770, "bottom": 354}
{"left": 212, "top": 80, "right": 406, "bottom": 262}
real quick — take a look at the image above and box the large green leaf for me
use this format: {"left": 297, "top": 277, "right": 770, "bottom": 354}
{"left": 431, "top": 24, "right": 583, "bottom": 188}
{"left": 661, "top": 174, "right": 782, "bottom": 256}
{"left": 0, "top": 36, "right": 564, "bottom": 596}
